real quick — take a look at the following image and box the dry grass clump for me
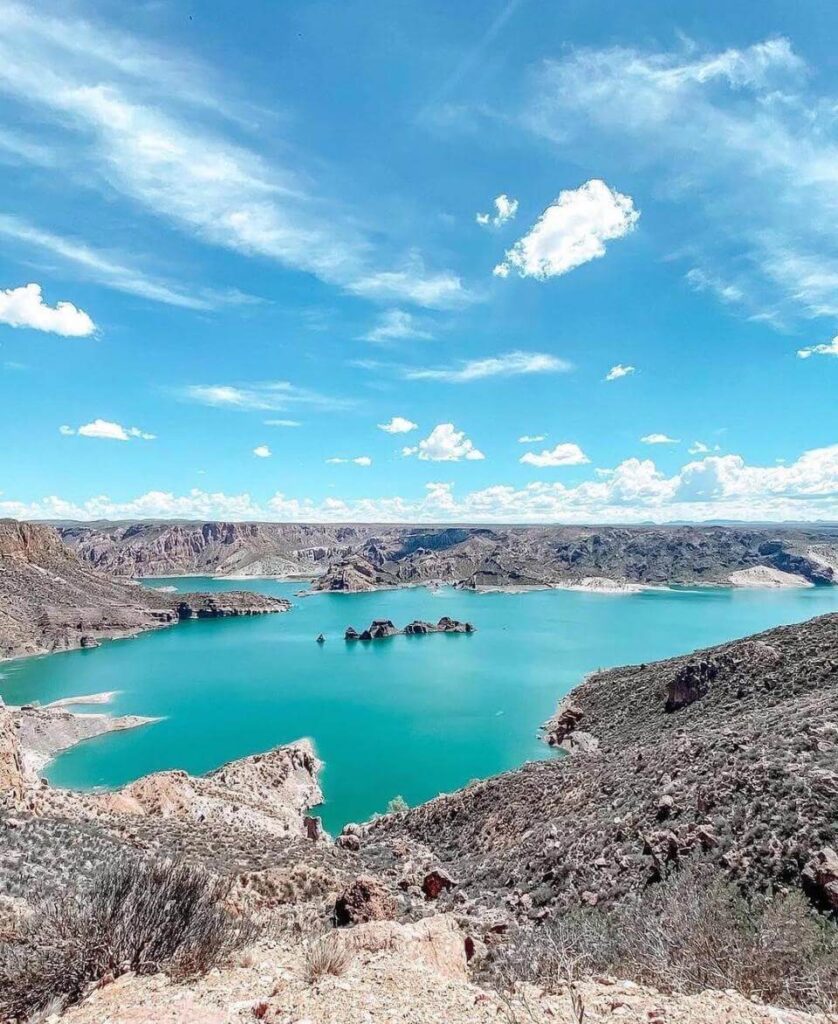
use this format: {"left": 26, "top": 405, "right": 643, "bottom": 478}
{"left": 302, "top": 932, "right": 353, "bottom": 984}
{"left": 494, "top": 860, "right": 838, "bottom": 1013}
{"left": 0, "top": 855, "right": 254, "bottom": 1022}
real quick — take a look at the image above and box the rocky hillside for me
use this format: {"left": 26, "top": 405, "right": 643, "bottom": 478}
{"left": 357, "top": 612, "right": 838, "bottom": 918}
{"left": 58, "top": 520, "right": 838, "bottom": 589}
{"left": 0, "top": 520, "right": 290, "bottom": 659}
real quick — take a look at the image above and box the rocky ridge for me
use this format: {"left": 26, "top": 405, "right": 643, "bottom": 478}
{"left": 0, "top": 520, "right": 290, "bottom": 659}
{"left": 58, "top": 520, "right": 838, "bottom": 590}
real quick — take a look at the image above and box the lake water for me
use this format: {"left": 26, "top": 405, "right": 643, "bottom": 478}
{"left": 2, "top": 580, "right": 837, "bottom": 834}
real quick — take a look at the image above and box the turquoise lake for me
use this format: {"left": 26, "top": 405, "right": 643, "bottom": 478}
{"left": 2, "top": 580, "right": 837, "bottom": 834}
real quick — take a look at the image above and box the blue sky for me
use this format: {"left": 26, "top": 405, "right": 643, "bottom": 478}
{"left": 0, "top": 0, "right": 836, "bottom": 523}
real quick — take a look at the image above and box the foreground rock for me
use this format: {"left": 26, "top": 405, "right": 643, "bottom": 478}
{"left": 344, "top": 617, "right": 475, "bottom": 640}
{"left": 362, "top": 612, "right": 838, "bottom": 916}
{"left": 60, "top": 520, "right": 838, "bottom": 589}
{"left": 0, "top": 520, "right": 289, "bottom": 659}
{"left": 54, "top": 926, "right": 834, "bottom": 1024}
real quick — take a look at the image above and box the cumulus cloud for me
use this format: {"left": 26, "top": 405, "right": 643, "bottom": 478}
{"left": 797, "top": 336, "right": 838, "bottom": 359}
{"left": 60, "top": 418, "right": 155, "bottom": 441}
{"left": 253, "top": 445, "right": 271, "bottom": 458}
{"left": 7, "top": 444, "right": 837, "bottom": 524}
{"left": 326, "top": 456, "right": 372, "bottom": 466}
{"left": 361, "top": 309, "right": 433, "bottom": 343}
{"left": 406, "top": 351, "right": 570, "bottom": 383}
{"left": 520, "top": 443, "right": 589, "bottom": 467}
{"left": 402, "top": 423, "right": 485, "bottom": 461}
{"left": 604, "top": 364, "right": 636, "bottom": 381}
{"left": 494, "top": 180, "right": 639, "bottom": 280}
{"left": 476, "top": 194, "right": 519, "bottom": 227}
{"left": 641, "top": 433, "right": 679, "bottom": 445}
{"left": 518, "top": 434, "right": 546, "bottom": 443}
{"left": 378, "top": 416, "right": 418, "bottom": 434}
{"left": 0, "top": 283, "right": 95, "bottom": 336}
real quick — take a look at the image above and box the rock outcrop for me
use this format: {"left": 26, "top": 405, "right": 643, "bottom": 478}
{"left": 0, "top": 520, "right": 289, "bottom": 659}
{"left": 344, "top": 617, "right": 475, "bottom": 641}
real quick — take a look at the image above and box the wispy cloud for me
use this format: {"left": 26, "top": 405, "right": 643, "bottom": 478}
{"left": 0, "top": 215, "right": 220, "bottom": 310}
{"left": 604, "top": 364, "right": 636, "bottom": 382}
{"left": 179, "top": 382, "right": 354, "bottom": 413}
{"left": 405, "top": 350, "right": 570, "bottom": 382}
{"left": 0, "top": 3, "right": 465, "bottom": 309}
{"left": 326, "top": 455, "right": 372, "bottom": 466}
{"left": 360, "top": 309, "right": 433, "bottom": 343}
{"left": 0, "top": 282, "right": 94, "bottom": 336}
{"left": 524, "top": 38, "right": 838, "bottom": 325}
{"left": 518, "top": 434, "right": 546, "bottom": 443}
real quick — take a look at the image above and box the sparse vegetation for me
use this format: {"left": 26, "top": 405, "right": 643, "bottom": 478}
{"left": 386, "top": 795, "right": 409, "bottom": 815}
{"left": 0, "top": 855, "right": 254, "bottom": 1022}
{"left": 302, "top": 932, "right": 353, "bottom": 984}
{"left": 493, "top": 860, "right": 838, "bottom": 1013}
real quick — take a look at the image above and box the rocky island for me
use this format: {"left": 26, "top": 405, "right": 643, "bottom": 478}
{"left": 344, "top": 616, "right": 475, "bottom": 640}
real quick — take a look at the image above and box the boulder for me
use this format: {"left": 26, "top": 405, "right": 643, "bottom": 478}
{"left": 422, "top": 868, "right": 457, "bottom": 900}
{"left": 802, "top": 847, "right": 838, "bottom": 911}
{"left": 404, "top": 620, "right": 433, "bottom": 635}
{"left": 344, "top": 626, "right": 360, "bottom": 640}
{"left": 334, "top": 875, "right": 397, "bottom": 926}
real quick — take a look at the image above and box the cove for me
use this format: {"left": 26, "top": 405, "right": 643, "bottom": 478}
{"left": 2, "top": 579, "right": 838, "bottom": 835}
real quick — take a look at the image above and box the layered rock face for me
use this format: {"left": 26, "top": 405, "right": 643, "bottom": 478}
{"left": 0, "top": 520, "right": 290, "bottom": 659}
{"left": 59, "top": 520, "right": 838, "bottom": 590}
{"left": 360, "top": 612, "right": 838, "bottom": 917}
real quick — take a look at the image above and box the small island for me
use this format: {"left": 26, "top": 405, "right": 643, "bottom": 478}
{"left": 344, "top": 616, "right": 475, "bottom": 641}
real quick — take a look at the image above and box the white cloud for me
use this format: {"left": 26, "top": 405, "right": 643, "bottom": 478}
{"left": 520, "top": 442, "right": 589, "bottom": 467}
{"left": 403, "top": 423, "right": 485, "bottom": 461}
{"left": 361, "top": 309, "right": 432, "bottom": 343}
{"left": 604, "top": 364, "right": 636, "bottom": 381}
{"left": 60, "top": 418, "right": 155, "bottom": 441}
{"left": 0, "top": 216, "right": 218, "bottom": 310}
{"left": 518, "top": 434, "right": 546, "bottom": 443}
{"left": 476, "top": 193, "right": 519, "bottom": 227}
{"left": 378, "top": 416, "right": 418, "bottom": 434}
{"left": 797, "top": 335, "right": 838, "bottom": 359}
{"left": 7, "top": 444, "right": 837, "bottom": 524}
{"left": 253, "top": 445, "right": 271, "bottom": 458}
{"left": 406, "top": 350, "right": 570, "bottom": 383}
{"left": 264, "top": 419, "right": 301, "bottom": 427}
{"left": 326, "top": 456, "right": 372, "bottom": 466}
{"left": 494, "top": 180, "right": 639, "bottom": 280}
{"left": 641, "top": 433, "right": 680, "bottom": 445}
{"left": 525, "top": 39, "right": 838, "bottom": 325}
{"left": 688, "top": 440, "right": 721, "bottom": 455}
{"left": 0, "top": 282, "right": 94, "bottom": 337}
{"left": 0, "top": 6, "right": 462, "bottom": 309}
{"left": 180, "top": 382, "right": 352, "bottom": 413}
{"left": 348, "top": 258, "right": 470, "bottom": 309}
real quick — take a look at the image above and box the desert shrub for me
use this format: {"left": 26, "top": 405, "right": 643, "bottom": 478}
{"left": 386, "top": 795, "right": 409, "bottom": 815}
{"left": 0, "top": 855, "right": 255, "bottom": 1022}
{"left": 302, "top": 932, "right": 353, "bottom": 984}
{"left": 493, "top": 860, "right": 838, "bottom": 1012}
